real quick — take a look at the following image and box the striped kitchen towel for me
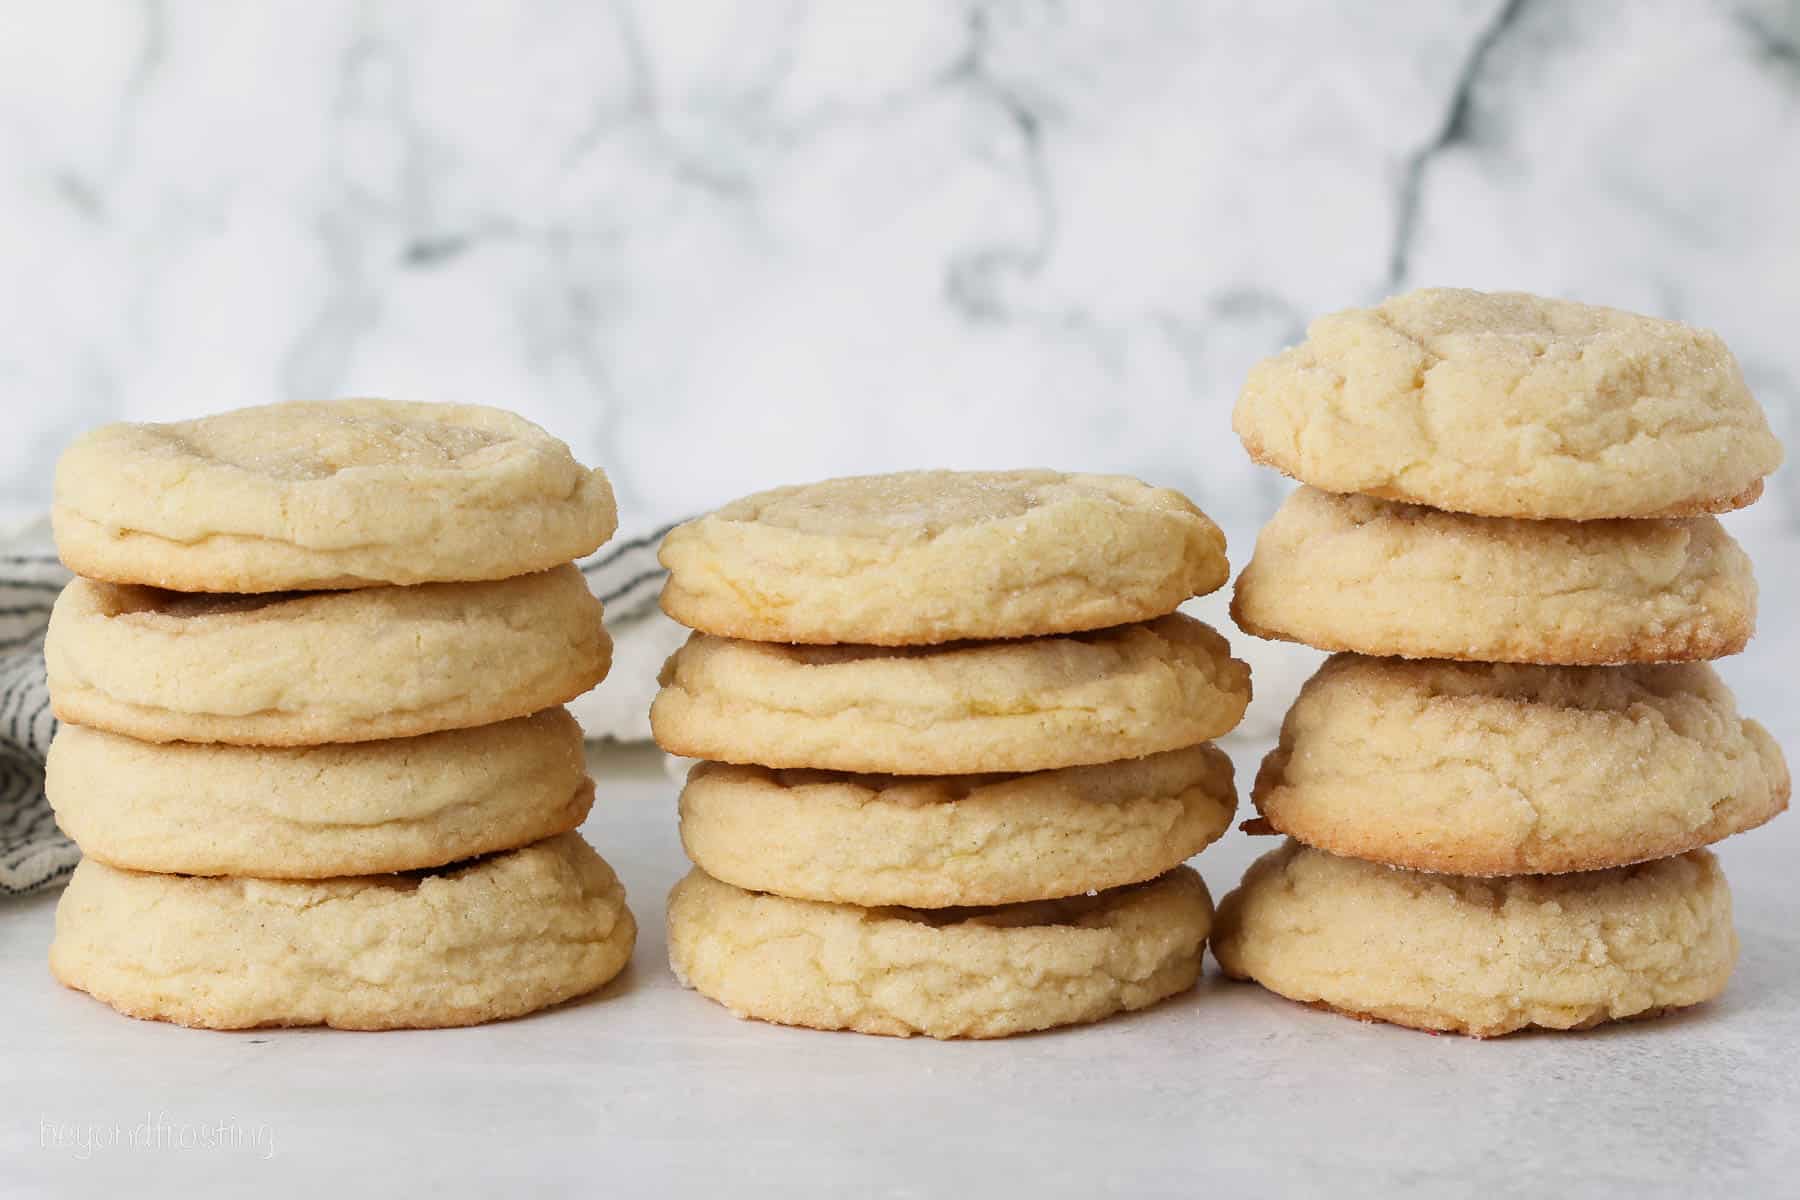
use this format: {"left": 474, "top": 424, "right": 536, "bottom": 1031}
{"left": 0, "top": 523, "right": 685, "bottom": 897}
{"left": 0, "top": 539, "right": 73, "bottom": 895}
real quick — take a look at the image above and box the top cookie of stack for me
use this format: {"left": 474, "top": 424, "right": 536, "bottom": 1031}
{"left": 651, "top": 470, "right": 1252, "bottom": 1039}
{"left": 44, "top": 399, "right": 637, "bottom": 1031}
{"left": 54, "top": 397, "right": 619, "bottom": 592}
{"left": 1214, "top": 289, "right": 1787, "bottom": 1038}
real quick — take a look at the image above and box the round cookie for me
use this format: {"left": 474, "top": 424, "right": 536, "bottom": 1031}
{"left": 47, "top": 708, "right": 594, "bottom": 878}
{"left": 659, "top": 469, "right": 1227, "bottom": 644}
{"left": 1212, "top": 840, "right": 1736, "bottom": 1037}
{"left": 1232, "top": 487, "right": 1756, "bottom": 664}
{"left": 51, "top": 833, "right": 636, "bottom": 1030}
{"left": 651, "top": 614, "right": 1251, "bottom": 774}
{"left": 667, "top": 866, "right": 1212, "bottom": 1038}
{"left": 1249, "top": 656, "right": 1788, "bottom": 876}
{"left": 679, "top": 744, "right": 1235, "bottom": 908}
{"left": 1233, "top": 289, "right": 1782, "bottom": 520}
{"left": 46, "top": 565, "right": 610, "bottom": 745}
{"left": 53, "top": 398, "right": 619, "bottom": 592}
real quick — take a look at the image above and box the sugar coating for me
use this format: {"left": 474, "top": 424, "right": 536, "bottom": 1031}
{"left": 651, "top": 614, "right": 1252, "bottom": 774}
{"left": 45, "top": 565, "right": 610, "bottom": 745}
{"left": 1234, "top": 289, "right": 1782, "bottom": 519}
{"left": 668, "top": 865, "right": 1213, "bottom": 1038}
{"left": 679, "top": 744, "right": 1235, "bottom": 907}
{"left": 1212, "top": 841, "right": 1736, "bottom": 1037}
{"left": 53, "top": 399, "right": 617, "bottom": 591}
{"left": 48, "top": 709, "right": 594, "bottom": 877}
{"left": 1233, "top": 487, "right": 1756, "bottom": 664}
{"left": 1251, "top": 655, "right": 1788, "bottom": 875}
{"left": 660, "top": 469, "right": 1227, "bottom": 644}
{"left": 51, "top": 834, "right": 636, "bottom": 1030}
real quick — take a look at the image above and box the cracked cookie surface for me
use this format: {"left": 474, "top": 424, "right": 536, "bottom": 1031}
{"left": 1232, "top": 487, "right": 1756, "bottom": 664}
{"left": 651, "top": 614, "right": 1251, "bottom": 774}
{"left": 53, "top": 398, "right": 618, "bottom": 591}
{"left": 51, "top": 833, "right": 636, "bottom": 1030}
{"left": 48, "top": 708, "right": 594, "bottom": 877}
{"left": 1233, "top": 289, "right": 1782, "bottom": 519}
{"left": 46, "top": 565, "right": 610, "bottom": 745}
{"left": 1250, "top": 655, "right": 1787, "bottom": 875}
{"left": 659, "top": 469, "right": 1227, "bottom": 644}
{"left": 667, "top": 865, "right": 1212, "bottom": 1038}
{"left": 679, "top": 744, "right": 1235, "bottom": 907}
{"left": 1212, "top": 840, "right": 1736, "bottom": 1037}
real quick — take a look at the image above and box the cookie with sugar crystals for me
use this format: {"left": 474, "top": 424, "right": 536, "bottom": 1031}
{"left": 48, "top": 709, "right": 594, "bottom": 878}
{"left": 667, "top": 865, "right": 1212, "bottom": 1039}
{"left": 1231, "top": 488, "right": 1756, "bottom": 665}
{"left": 46, "top": 565, "right": 609, "bottom": 745}
{"left": 1212, "top": 840, "right": 1735, "bottom": 1038}
{"left": 1234, "top": 289, "right": 1782, "bottom": 519}
{"left": 659, "top": 469, "right": 1227, "bottom": 644}
{"left": 679, "top": 744, "right": 1235, "bottom": 908}
{"left": 54, "top": 398, "right": 618, "bottom": 592}
{"left": 51, "top": 834, "right": 636, "bottom": 1030}
{"left": 651, "top": 614, "right": 1251, "bottom": 774}
{"left": 1248, "top": 655, "right": 1787, "bottom": 876}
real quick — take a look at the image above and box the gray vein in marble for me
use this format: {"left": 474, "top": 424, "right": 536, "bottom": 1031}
{"left": 562, "top": 0, "right": 754, "bottom": 201}
{"left": 941, "top": 3, "right": 1055, "bottom": 323}
{"left": 52, "top": 0, "right": 163, "bottom": 226}
{"left": 1738, "top": 2, "right": 1800, "bottom": 74}
{"left": 1388, "top": 0, "right": 1527, "bottom": 290}
{"left": 279, "top": 30, "right": 409, "bottom": 399}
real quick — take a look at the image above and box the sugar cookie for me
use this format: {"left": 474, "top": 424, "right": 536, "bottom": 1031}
{"left": 1249, "top": 656, "right": 1787, "bottom": 875}
{"left": 1212, "top": 841, "right": 1735, "bottom": 1037}
{"left": 660, "top": 470, "right": 1226, "bottom": 643}
{"left": 53, "top": 399, "right": 618, "bottom": 591}
{"left": 1234, "top": 289, "right": 1781, "bottom": 519}
{"left": 679, "top": 744, "right": 1234, "bottom": 907}
{"left": 651, "top": 615, "right": 1250, "bottom": 774}
{"left": 51, "top": 834, "right": 636, "bottom": 1030}
{"left": 1232, "top": 487, "right": 1755, "bottom": 664}
{"left": 47, "top": 709, "right": 594, "bottom": 877}
{"left": 668, "top": 866, "right": 1212, "bottom": 1038}
{"left": 46, "top": 565, "right": 609, "bottom": 745}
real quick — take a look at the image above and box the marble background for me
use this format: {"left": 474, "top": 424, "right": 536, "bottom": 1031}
{"left": 3, "top": 0, "right": 1795, "bottom": 724}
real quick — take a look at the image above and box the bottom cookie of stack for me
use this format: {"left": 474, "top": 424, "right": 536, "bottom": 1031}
{"left": 51, "top": 833, "right": 635, "bottom": 1030}
{"left": 1212, "top": 840, "right": 1736, "bottom": 1037}
{"left": 668, "top": 866, "right": 1213, "bottom": 1039}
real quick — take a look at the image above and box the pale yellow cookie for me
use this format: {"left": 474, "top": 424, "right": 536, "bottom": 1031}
{"left": 1212, "top": 840, "right": 1735, "bottom": 1037}
{"left": 46, "top": 565, "right": 609, "bottom": 745}
{"left": 47, "top": 709, "right": 594, "bottom": 877}
{"left": 667, "top": 866, "right": 1211, "bottom": 1038}
{"left": 1234, "top": 289, "right": 1782, "bottom": 519}
{"left": 1249, "top": 656, "right": 1788, "bottom": 876}
{"left": 1233, "top": 487, "right": 1755, "bottom": 664}
{"left": 51, "top": 833, "right": 636, "bottom": 1030}
{"left": 53, "top": 398, "right": 618, "bottom": 592}
{"left": 651, "top": 614, "right": 1251, "bottom": 774}
{"left": 659, "top": 469, "right": 1227, "bottom": 644}
{"left": 679, "top": 744, "right": 1235, "bottom": 907}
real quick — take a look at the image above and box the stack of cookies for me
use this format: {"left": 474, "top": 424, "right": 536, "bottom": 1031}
{"left": 649, "top": 470, "right": 1253, "bottom": 1038}
{"left": 43, "top": 399, "right": 637, "bottom": 1030}
{"left": 1212, "top": 289, "right": 1789, "bottom": 1036}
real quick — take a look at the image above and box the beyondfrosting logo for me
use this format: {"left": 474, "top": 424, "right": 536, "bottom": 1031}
{"left": 39, "top": 1112, "right": 276, "bottom": 1160}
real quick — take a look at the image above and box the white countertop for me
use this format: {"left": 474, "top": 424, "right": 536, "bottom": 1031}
{"left": 6, "top": 703, "right": 1798, "bottom": 1198}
